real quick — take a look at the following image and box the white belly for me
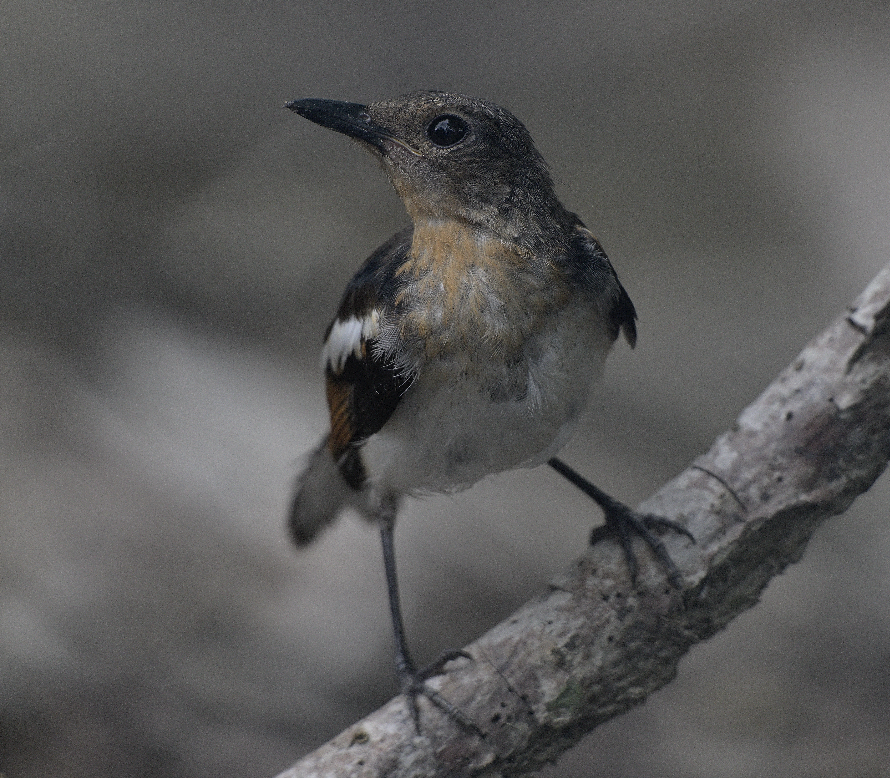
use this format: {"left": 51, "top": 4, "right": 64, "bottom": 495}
{"left": 361, "top": 302, "right": 613, "bottom": 495}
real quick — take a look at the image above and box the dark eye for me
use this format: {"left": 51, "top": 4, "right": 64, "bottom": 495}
{"left": 426, "top": 115, "right": 469, "bottom": 147}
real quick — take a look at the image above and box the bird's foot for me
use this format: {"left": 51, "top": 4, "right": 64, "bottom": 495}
{"left": 398, "top": 649, "right": 482, "bottom": 736}
{"left": 547, "top": 458, "right": 694, "bottom": 588}
{"left": 590, "top": 501, "right": 695, "bottom": 588}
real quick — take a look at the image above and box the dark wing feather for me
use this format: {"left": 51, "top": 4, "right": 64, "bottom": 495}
{"left": 322, "top": 227, "right": 415, "bottom": 487}
{"left": 566, "top": 220, "right": 637, "bottom": 347}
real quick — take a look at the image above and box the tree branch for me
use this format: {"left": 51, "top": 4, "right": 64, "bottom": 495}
{"left": 276, "top": 264, "right": 890, "bottom": 778}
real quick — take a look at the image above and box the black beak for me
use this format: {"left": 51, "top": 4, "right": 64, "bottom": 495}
{"left": 287, "top": 98, "right": 388, "bottom": 150}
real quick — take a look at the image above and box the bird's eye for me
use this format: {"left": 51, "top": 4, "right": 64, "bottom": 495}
{"left": 426, "top": 115, "right": 469, "bottom": 147}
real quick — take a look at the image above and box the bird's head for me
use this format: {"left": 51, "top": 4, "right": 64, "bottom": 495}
{"left": 288, "top": 91, "right": 571, "bottom": 245}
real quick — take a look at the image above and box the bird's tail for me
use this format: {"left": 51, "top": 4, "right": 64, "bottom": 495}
{"left": 288, "top": 437, "right": 350, "bottom": 547}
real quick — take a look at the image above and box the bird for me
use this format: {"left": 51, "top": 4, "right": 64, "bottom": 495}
{"left": 285, "top": 91, "right": 693, "bottom": 730}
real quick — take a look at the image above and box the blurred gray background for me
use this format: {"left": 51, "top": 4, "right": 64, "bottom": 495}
{"left": 2, "top": 1, "right": 889, "bottom": 776}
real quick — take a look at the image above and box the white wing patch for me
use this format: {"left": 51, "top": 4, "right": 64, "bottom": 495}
{"left": 322, "top": 309, "right": 381, "bottom": 373}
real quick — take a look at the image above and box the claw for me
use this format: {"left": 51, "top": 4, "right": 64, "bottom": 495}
{"left": 549, "top": 457, "right": 695, "bottom": 587}
{"left": 399, "top": 651, "right": 482, "bottom": 736}
{"left": 596, "top": 505, "right": 693, "bottom": 588}
{"left": 414, "top": 649, "right": 473, "bottom": 682}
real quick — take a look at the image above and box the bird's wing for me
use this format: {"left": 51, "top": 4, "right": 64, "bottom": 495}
{"left": 321, "top": 227, "right": 415, "bottom": 487}
{"left": 569, "top": 224, "right": 638, "bottom": 348}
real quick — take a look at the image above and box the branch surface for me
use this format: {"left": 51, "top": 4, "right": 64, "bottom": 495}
{"left": 277, "top": 264, "right": 890, "bottom": 778}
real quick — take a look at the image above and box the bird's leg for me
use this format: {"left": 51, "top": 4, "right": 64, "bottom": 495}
{"left": 378, "top": 514, "right": 479, "bottom": 735}
{"left": 547, "top": 457, "right": 694, "bottom": 588}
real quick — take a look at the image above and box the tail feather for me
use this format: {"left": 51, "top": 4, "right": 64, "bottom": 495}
{"left": 288, "top": 438, "right": 350, "bottom": 547}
